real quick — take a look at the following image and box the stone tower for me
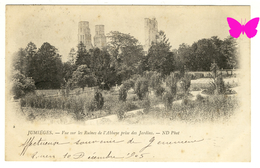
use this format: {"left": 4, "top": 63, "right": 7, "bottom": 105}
{"left": 78, "top": 21, "right": 93, "bottom": 50}
{"left": 144, "top": 18, "right": 158, "bottom": 51}
{"left": 94, "top": 25, "right": 107, "bottom": 49}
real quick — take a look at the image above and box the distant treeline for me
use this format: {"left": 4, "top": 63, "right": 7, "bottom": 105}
{"left": 12, "top": 30, "right": 238, "bottom": 91}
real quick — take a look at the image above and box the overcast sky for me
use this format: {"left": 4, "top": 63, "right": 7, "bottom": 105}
{"left": 6, "top": 5, "right": 249, "bottom": 62}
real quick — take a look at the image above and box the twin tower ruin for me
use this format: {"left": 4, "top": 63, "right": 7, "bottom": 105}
{"left": 78, "top": 21, "right": 106, "bottom": 50}
{"left": 78, "top": 18, "right": 158, "bottom": 51}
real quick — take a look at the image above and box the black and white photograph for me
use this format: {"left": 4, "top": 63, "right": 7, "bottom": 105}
{"left": 5, "top": 5, "right": 251, "bottom": 162}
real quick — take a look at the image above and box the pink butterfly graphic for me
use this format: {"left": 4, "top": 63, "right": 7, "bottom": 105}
{"left": 227, "top": 17, "right": 259, "bottom": 38}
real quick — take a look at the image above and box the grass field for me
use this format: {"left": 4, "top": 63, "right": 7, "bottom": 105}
{"left": 18, "top": 76, "right": 240, "bottom": 124}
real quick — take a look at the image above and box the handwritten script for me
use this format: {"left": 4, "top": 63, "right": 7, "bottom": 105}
{"left": 19, "top": 136, "right": 204, "bottom": 160}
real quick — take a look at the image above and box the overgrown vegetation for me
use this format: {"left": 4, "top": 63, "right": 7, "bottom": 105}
{"left": 11, "top": 29, "right": 240, "bottom": 123}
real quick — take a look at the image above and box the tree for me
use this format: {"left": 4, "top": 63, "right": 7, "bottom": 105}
{"left": 68, "top": 48, "right": 77, "bottom": 64}
{"left": 176, "top": 36, "right": 236, "bottom": 71}
{"left": 62, "top": 61, "right": 77, "bottom": 83}
{"left": 89, "top": 47, "right": 116, "bottom": 89}
{"left": 75, "top": 42, "right": 90, "bottom": 66}
{"left": 146, "top": 31, "right": 174, "bottom": 76}
{"left": 33, "top": 42, "right": 63, "bottom": 89}
{"left": 72, "top": 65, "right": 96, "bottom": 91}
{"left": 25, "top": 42, "right": 37, "bottom": 77}
{"left": 107, "top": 31, "right": 144, "bottom": 82}
{"left": 221, "top": 36, "right": 238, "bottom": 69}
{"left": 12, "top": 48, "right": 27, "bottom": 75}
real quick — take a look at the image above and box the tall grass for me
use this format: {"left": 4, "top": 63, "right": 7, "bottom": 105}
{"left": 20, "top": 90, "right": 151, "bottom": 121}
{"left": 150, "top": 95, "right": 239, "bottom": 122}
{"left": 20, "top": 93, "right": 94, "bottom": 120}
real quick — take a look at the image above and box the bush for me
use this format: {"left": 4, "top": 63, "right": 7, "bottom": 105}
{"left": 149, "top": 72, "right": 162, "bottom": 89}
{"left": 115, "top": 101, "right": 138, "bottom": 120}
{"left": 93, "top": 91, "right": 104, "bottom": 110}
{"left": 162, "top": 91, "right": 174, "bottom": 111}
{"left": 116, "top": 107, "right": 125, "bottom": 120}
{"left": 196, "top": 94, "right": 204, "bottom": 102}
{"left": 201, "top": 85, "right": 215, "bottom": 95}
{"left": 181, "top": 97, "right": 193, "bottom": 106}
{"left": 134, "top": 77, "right": 149, "bottom": 100}
{"left": 154, "top": 86, "right": 165, "bottom": 97}
{"left": 11, "top": 71, "right": 36, "bottom": 99}
{"left": 122, "top": 79, "right": 135, "bottom": 91}
{"left": 165, "top": 72, "right": 179, "bottom": 96}
{"left": 143, "top": 71, "right": 155, "bottom": 79}
{"left": 118, "top": 87, "right": 127, "bottom": 101}
{"left": 216, "top": 76, "right": 225, "bottom": 94}
{"left": 180, "top": 74, "right": 191, "bottom": 95}
{"left": 138, "top": 99, "right": 151, "bottom": 114}
{"left": 168, "top": 95, "right": 239, "bottom": 122}
{"left": 20, "top": 92, "right": 100, "bottom": 120}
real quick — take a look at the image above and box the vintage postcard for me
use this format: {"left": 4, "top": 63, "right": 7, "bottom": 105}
{"left": 5, "top": 5, "right": 250, "bottom": 161}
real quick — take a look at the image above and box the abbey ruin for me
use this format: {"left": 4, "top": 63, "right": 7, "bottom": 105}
{"left": 78, "top": 17, "right": 158, "bottom": 51}
{"left": 144, "top": 18, "right": 158, "bottom": 51}
{"left": 78, "top": 21, "right": 107, "bottom": 50}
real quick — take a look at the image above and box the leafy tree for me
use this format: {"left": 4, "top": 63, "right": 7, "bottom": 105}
{"left": 89, "top": 47, "right": 116, "bottom": 89}
{"left": 68, "top": 48, "right": 77, "bottom": 64}
{"left": 72, "top": 65, "right": 96, "bottom": 91}
{"left": 221, "top": 36, "right": 238, "bottom": 69}
{"left": 75, "top": 42, "right": 90, "bottom": 66}
{"left": 175, "top": 36, "right": 237, "bottom": 71}
{"left": 62, "top": 61, "right": 77, "bottom": 83}
{"left": 177, "top": 43, "right": 192, "bottom": 71}
{"left": 25, "top": 42, "right": 37, "bottom": 77}
{"left": 12, "top": 48, "right": 27, "bottom": 75}
{"left": 107, "top": 31, "right": 144, "bottom": 82}
{"left": 146, "top": 31, "right": 174, "bottom": 76}
{"left": 33, "top": 42, "right": 63, "bottom": 89}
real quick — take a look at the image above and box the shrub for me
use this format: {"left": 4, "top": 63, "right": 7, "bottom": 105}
{"left": 162, "top": 91, "right": 174, "bottom": 111}
{"left": 122, "top": 79, "right": 135, "bottom": 91}
{"left": 143, "top": 71, "right": 155, "bottom": 79}
{"left": 118, "top": 87, "right": 127, "bottom": 101}
{"left": 216, "top": 76, "right": 225, "bottom": 94}
{"left": 11, "top": 71, "right": 36, "bottom": 99}
{"left": 134, "top": 77, "right": 149, "bottom": 100}
{"left": 149, "top": 72, "right": 162, "bottom": 89}
{"left": 181, "top": 97, "right": 193, "bottom": 106}
{"left": 196, "top": 94, "right": 204, "bottom": 102}
{"left": 165, "top": 72, "right": 179, "bottom": 96}
{"left": 154, "top": 86, "right": 165, "bottom": 97}
{"left": 93, "top": 91, "right": 104, "bottom": 110}
{"left": 115, "top": 101, "right": 138, "bottom": 120}
{"left": 168, "top": 95, "right": 238, "bottom": 122}
{"left": 137, "top": 99, "right": 151, "bottom": 114}
{"left": 116, "top": 104, "right": 125, "bottom": 120}
{"left": 201, "top": 85, "right": 215, "bottom": 95}
{"left": 180, "top": 74, "right": 191, "bottom": 95}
